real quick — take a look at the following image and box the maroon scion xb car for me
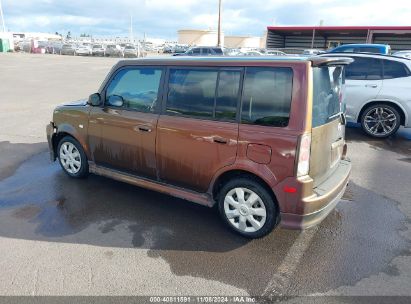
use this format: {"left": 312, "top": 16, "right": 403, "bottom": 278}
{"left": 47, "top": 56, "right": 352, "bottom": 238}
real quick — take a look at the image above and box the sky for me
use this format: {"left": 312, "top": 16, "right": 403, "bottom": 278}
{"left": 1, "top": 0, "right": 411, "bottom": 40}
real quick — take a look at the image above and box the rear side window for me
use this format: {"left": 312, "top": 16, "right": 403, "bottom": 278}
{"left": 345, "top": 57, "right": 382, "bottom": 80}
{"left": 355, "top": 47, "right": 381, "bottom": 54}
{"left": 106, "top": 67, "right": 163, "bottom": 112}
{"left": 340, "top": 47, "right": 355, "bottom": 53}
{"left": 312, "top": 66, "right": 343, "bottom": 127}
{"left": 241, "top": 67, "right": 293, "bottom": 127}
{"left": 383, "top": 60, "right": 410, "bottom": 79}
{"left": 212, "top": 48, "right": 223, "bottom": 54}
{"left": 166, "top": 68, "right": 240, "bottom": 120}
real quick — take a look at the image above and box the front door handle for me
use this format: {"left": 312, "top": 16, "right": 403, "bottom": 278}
{"left": 213, "top": 136, "right": 228, "bottom": 144}
{"left": 365, "top": 84, "right": 378, "bottom": 88}
{"left": 138, "top": 125, "right": 152, "bottom": 132}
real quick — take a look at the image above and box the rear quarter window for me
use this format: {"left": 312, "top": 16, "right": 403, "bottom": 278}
{"left": 383, "top": 60, "right": 411, "bottom": 79}
{"left": 241, "top": 67, "right": 293, "bottom": 127}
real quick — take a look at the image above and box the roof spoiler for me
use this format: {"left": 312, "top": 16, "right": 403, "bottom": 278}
{"left": 310, "top": 57, "right": 354, "bottom": 67}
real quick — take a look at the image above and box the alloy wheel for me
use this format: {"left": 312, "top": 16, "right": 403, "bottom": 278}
{"left": 363, "top": 107, "right": 398, "bottom": 137}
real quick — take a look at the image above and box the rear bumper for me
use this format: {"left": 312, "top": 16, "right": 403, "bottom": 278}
{"left": 279, "top": 159, "right": 351, "bottom": 229}
{"left": 46, "top": 122, "right": 56, "bottom": 161}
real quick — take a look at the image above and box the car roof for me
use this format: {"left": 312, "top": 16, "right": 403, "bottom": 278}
{"left": 333, "top": 44, "right": 389, "bottom": 48}
{"left": 114, "top": 56, "right": 352, "bottom": 67}
{"left": 319, "top": 52, "right": 410, "bottom": 61}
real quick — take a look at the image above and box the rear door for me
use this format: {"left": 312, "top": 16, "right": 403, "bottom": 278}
{"left": 156, "top": 67, "right": 241, "bottom": 192}
{"left": 344, "top": 56, "right": 383, "bottom": 122}
{"left": 310, "top": 64, "right": 348, "bottom": 186}
{"left": 378, "top": 58, "right": 411, "bottom": 100}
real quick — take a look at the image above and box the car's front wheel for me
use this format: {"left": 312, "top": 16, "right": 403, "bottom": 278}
{"left": 57, "top": 136, "right": 89, "bottom": 178}
{"left": 218, "top": 177, "right": 279, "bottom": 238}
{"left": 360, "top": 103, "right": 401, "bottom": 138}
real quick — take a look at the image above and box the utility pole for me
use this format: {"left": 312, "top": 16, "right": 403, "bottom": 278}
{"left": 130, "top": 14, "right": 133, "bottom": 43}
{"left": 0, "top": 0, "right": 6, "bottom": 32}
{"left": 217, "top": 0, "right": 222, "bottom": 47}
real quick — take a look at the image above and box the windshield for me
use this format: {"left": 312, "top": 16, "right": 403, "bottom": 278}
{"left": 312, "top": 66, "right": 344, "bottom": 127}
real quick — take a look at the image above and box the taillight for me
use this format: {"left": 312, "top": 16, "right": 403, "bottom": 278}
{"left": 296, "top": 133, "right": 311, "bottom": 177}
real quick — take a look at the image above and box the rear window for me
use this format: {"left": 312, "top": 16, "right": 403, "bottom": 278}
{"left": 241, "top": 67, "right": 293, "bottom": 127}
{"left": 312, "top": 66, "right": 344, "bottom": 127}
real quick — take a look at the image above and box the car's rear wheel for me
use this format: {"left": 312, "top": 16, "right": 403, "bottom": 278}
{"left": 57, "top": 136, "right": 89, "bottom": 178}
{"left": 218, "top": 177, "right": 279, "bottom": 238}
{"left": 360, "top": 103, "right": 401, "bottom": 138}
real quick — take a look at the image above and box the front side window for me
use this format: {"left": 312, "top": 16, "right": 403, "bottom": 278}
{"left": 383, "top": 60, "right": 410, "bottom": 79}
{"left": 166, "top": 68, "right": 241, "bottom": 120}
{"left": 105, "top": 67, "right": 163, "bottom": 112}
{"left": 241, "top": 67, "right": 293, "bottom": 127}
{"left": 202, "top": 48, "right": 212, "bottom": 55}
{"left": 345, "top": 57, "right": 382, "bottom": 80}
{"left": 192, "top": 48, "right": 201, "bottom": 55}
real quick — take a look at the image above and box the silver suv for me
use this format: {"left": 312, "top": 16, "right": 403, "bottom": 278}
{"left": 320, "top": 53, "right": 411, "bottom": 137}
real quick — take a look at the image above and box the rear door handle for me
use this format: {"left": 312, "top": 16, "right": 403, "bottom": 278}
{"left": 138, "top": 125, "right": 152, "bottom": 132}
{"left": 213, "top": 137, "right": 228, "bottom": 144}
{"left": 365, "top": 84, "right": 378, "bottom": 88}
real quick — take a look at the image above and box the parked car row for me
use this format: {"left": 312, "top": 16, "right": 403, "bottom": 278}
{"left": 61, "top": 43, "right": 145, "bottom": 57}
{"left": 16, "top": 40, "right": 146, "bottom": 58}
{"left": 171, "top": 46, "right": 289, "bottom": 57}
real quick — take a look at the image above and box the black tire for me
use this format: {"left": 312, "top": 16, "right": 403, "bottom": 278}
{"left": 360, "top": 103, "right": 401, "bottom": 138}
{"left": 217, "top": 177, "right": 279, "bottom": 238}
{"left": 57, "top": 136, "right": 89, "bottom": 178}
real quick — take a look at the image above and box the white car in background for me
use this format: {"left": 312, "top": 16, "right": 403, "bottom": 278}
{"left": 74, "top": 44, "right": 92, "bottom": 56}
{"left": 319, "top": 53, "right": 411, "bottom": 138}
{"left": 393, "top": 50, "right": 411, "bottom": 59}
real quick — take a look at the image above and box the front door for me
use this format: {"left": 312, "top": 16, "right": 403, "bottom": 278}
{"left": 344, "top": 56, "right": 383, "bottom": 122}
{"left": 88, "top": 66, "right": 164, "bottom": 179}
{"left": 156, "top": 68, "right": 241, "bottom": 192}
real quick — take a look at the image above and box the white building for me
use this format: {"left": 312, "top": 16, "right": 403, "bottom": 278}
{"left": 224, "top": 36, "right": 265, "bottom": 48}
{"left": 177, "top": 29, "right": 264, "bottom": 48}
{"left": 0, "top": 31, "right": 13, "bottom": 51}
{"left": 178, "top": 29, "right": 223, "bottom": 46}
{"left": 12, "top": 32, "right": 62, "bottom": 41}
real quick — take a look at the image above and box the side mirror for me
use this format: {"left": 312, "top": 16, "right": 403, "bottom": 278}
{"left": 107, "top": 95, "right": 124, "bottom": 107}
{"left": 88, "top": 93, "right": 101, "bottom": 106}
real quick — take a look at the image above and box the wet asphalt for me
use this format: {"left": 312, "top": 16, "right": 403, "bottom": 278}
{"left": 0, "top": 54, "right": 410, "bottom": 297}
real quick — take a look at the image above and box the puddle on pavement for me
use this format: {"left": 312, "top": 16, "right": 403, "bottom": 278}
{"left": 12, "top": 204, "right": 42, "bottom": 219}
{"left": 0, "top": 146, "right": 409, "bottom": 295}
{"left": 346, "top": 127, "right": 411, "bottom": 156}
